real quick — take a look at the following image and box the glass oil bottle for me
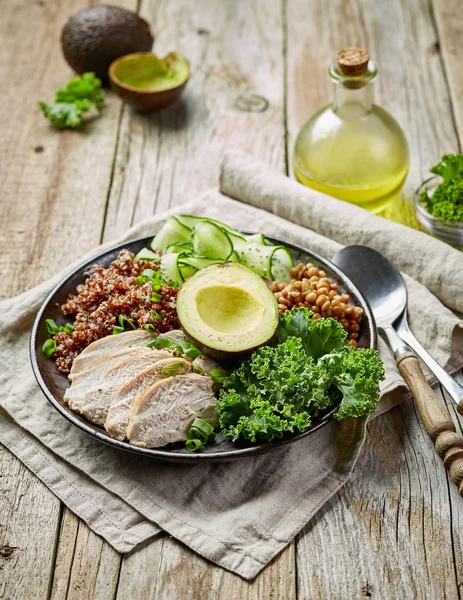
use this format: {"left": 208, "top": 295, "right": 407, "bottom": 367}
{"left": 293, "top": 48, "right": 409, "bottom": 213}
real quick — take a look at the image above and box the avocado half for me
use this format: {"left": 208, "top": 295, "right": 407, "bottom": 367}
{"left": 61, "top": 6, "right": 154, "bottom": 79}
{"left": 177, "top": 263, "right": 279, "bottom": 361}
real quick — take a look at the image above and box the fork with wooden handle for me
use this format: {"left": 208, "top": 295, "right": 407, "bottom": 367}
{"left": 396, "top": 351, "right": 463, "bottom": 495}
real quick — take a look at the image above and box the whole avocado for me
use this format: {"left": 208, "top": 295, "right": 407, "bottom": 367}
{"left": 61, "top": 5, "right": 154, "bottom": 79}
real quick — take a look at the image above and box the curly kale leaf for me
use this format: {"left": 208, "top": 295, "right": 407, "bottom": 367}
{"left": 39, "top": 73, "right": 104, "bottom": 129}
{"left": 276, "top": 307, "right": 348, "bottom": 360}
{"left": 333, "top": 348, "right": 385, "bottom": 420}
{"left": 218, "top": 308, "right": 385, "bottom": 443}
{"left": 218, "top": 338, "right": 332, "bottom": 443}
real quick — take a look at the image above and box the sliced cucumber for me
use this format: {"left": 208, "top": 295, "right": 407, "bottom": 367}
{"left": 192, "top": 221, "right": 233, "bottom": 260}
{"left": 180, "top": 255, "right": 224, "bottom": 270}
{"left": 227, "top": 231, "right": 248, "bottom": 253}
{"left": 246, "top": 233, "right": 267, "bottom": 245}
{"left": 164, "top": 241, "right": 193, "bottom": 254}
{"left": 240, "top": 243, "right": 293, "bottom": 282}
{"left": 135, "top": 247, "right": 160, "bottom": 261}
{"left": 229, "top": 251, "right": 240, "bottom": 262}
{"left": 151, "top": 217, "right": 191, "bottom": 252}
{"left": 175, "top": 215, "right": 236, "bottom": 233}
{"left": 178, "top": 261, "right": 199, "bottom": 280}
{"left": 269, "top": 247, "right": 293, "bottom": 283}
{"left": 160, "top": 253, "right": 184, "bottom": 284}
{"left": 240, "top": 243, "right": 274, "bottom": 275}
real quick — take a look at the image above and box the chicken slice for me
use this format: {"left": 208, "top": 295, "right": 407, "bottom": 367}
{"left": 127, "top": 374, "right": 217, "bottom": 448}
{"left": 65, "top": 349, "right": 171, "bottom": 422}
{"left": 105, "top": 357, "right": 192, "bottom": 440}
{"left": 156, "top": 329, "right": 223, "bottom": 375}
{"left": 70, "top": 330, "right": 155, "bottom": 379}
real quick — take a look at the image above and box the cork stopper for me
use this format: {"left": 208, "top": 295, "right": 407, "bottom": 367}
{"left": 337, "top": 48, "right": 370, "bottom": 77}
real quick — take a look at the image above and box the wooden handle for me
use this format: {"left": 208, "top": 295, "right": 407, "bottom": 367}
{"left": 397, "top": 352, "right": 463, "bottom": 496}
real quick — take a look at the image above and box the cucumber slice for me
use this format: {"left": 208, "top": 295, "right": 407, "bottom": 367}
{"left": 164, "top": 242, "right": 193, "bottom": 254}
{"left": 175, "top": 215, "right": 236, "bottom": 233}
{"left": 179, "top": 255, "right": 224, "bottom": 270}
{"left": 192, "top": 221, "right": 233, "bottom": 260}
{"left": 240, "top": 243, "right": 274, "bottom": 276}
{"left": 240, "top": 243, "right": 293, "bottom": 281}
{"left": 227, "top": 231, "right": 248, "bottom": 253}
{"left": 151, "top": 217, "right": 191, "bottom": 252}
{"left": 269, "top": 247, "right": 293, "bottom": 283}
{"left": 160, "top": 253, "right": 184, "bottom": 284}
{"left": 179, "top": 262, "right": 198, "bottom": 280}
{"left": 246, "top": 233, "right": 267, "bottom": 245}
{"left": 229, "top": 251, "right": 240, "bottom": 262}
{"left": 135, "top": 248, "right": 160, "bottom": 261}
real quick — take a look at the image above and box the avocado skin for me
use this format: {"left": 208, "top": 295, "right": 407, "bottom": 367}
{"left": 61, "top": 5, "right": 154, "bottom": 79}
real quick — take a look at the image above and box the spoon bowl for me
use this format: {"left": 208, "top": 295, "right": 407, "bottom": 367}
{"left": 332, "top": 245, "right": 407, "bottom": 328}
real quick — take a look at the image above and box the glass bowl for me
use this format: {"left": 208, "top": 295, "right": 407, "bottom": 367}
{"left": 414, "top": 175, "right": 463, "bottom": 247}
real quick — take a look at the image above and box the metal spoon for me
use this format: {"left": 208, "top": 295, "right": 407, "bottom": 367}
{"left": 332, "top": 245, "right": 463, "bottom": 412}
{"left": 333, "top": 245, "right": 463, "bottom": 494}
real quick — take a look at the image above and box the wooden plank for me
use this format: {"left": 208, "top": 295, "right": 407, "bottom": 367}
{"left": 0, "top": 0, "right": 131, "bottom": 300}
{"left": 0, "top": 444, "right": 61, "bottom": 600}
{"left": 0, "top": 0, "right": 135, "bottom": 597}
{"left": 102, "top": 0, "right": 286, "bottom": 241}
{"left": 432, "top": 0, "right": 463, "bottom": 147}
{"left": 116, "top": 536, "right": 295, "bottom": 600}
{"left": 286, "top": 0, "right": 463, "bottom": 597}
{"left": 50, "top": 511, "right": 121, "bottom": 600}
{"left": 49, "top": 508, "right": 121, "bottom": 600}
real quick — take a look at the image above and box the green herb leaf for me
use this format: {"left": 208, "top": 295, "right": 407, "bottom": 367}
{"left": 430, "top": 154, "right": 463, "bottom": 182}
{"left": 151, "top": 292, "right": 162, "bottom": 302}
{"left": 63, "top": 323, "right": 74, "bottom": 334}
{"left": 151, "top": 271, "right": 165, "bottom": 290}
{"left": 144, "top": 324, "right": 156, "bottom": 332}
{"left": 150, "top": 309, "right": 162, "bottom": 320}
{"left": 39, "top": 73, "right": 104, "bottom": 129}
{"left": 186, "top": 438, "right": 204, "bottom": 451}
{"left": 45, "top": 319, "right": 59, "bottom": 335}
{"left": 209, "top": 369, "right": 229, "bottom": 384}
{"left": 161, "top": 360, "right": 185, "bottom": 378}
{"left": 42, "top": 338, "right": 56, "bottom": 356}
{"left": 118, "top": 315, "right": 136, "bottom": 330}
{"left": 276, "top": 307, "right": 348, "bottom": 360}
{"left": 188, "top": 418, "right": 215, "bottom": 443}
{"left": 218, "top": 307, "right": 384, "bottom": 444}
{"left": 112, "top": 325, "right": 125, "bottom": 335}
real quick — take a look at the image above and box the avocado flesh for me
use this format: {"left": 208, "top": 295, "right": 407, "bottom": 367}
{"left": 112, "top": 53, "right": 188, "bottom": 91}
{"left": 177, "top": 263, "right": 279, "bottom": 359}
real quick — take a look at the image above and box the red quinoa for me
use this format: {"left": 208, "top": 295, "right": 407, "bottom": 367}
{"left": 53, "top": 250, "right": 180, "bottom": 373}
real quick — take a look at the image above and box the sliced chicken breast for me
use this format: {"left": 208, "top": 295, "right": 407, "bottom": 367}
{"left": 70, "top": 330, "right": 154, "bottom": 379}
{"left": 127, "top": 374, "right": 217, "bottom": 448}
{"left": 65, "top": 349, "right": 171, "bottom": 424}
{"left": 157, "top": 329, "right": 222, "bottom": 375}
{"left": 105, "top": 357, "right": 192, "bottom": 440}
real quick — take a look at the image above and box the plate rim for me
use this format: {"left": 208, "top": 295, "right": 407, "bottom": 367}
{"left": 30, "top": 233, "right": 377, "bottom": 463}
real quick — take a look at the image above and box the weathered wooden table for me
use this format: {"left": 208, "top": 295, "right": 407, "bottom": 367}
{"left": 1, "top": 0, "right": 462, "bottom": 598}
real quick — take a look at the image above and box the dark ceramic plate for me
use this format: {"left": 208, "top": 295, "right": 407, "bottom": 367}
{"left": 30, "top": 235, "right": 377, "bottom": 463}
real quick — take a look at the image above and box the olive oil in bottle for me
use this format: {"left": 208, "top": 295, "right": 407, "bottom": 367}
{"left": 293, "top": 48, "right": 409, "bottom": 213}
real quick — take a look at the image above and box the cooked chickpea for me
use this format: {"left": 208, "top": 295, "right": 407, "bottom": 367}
{"left": 316, "top": 294, "right": 329, "bottom": 307}
{"left": 305, "top": 291, "right": 317, "bottom": 303}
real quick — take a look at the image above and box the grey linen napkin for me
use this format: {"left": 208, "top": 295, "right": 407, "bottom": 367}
{"left": 1, "top": 153, "right": 463, "bottom": 579}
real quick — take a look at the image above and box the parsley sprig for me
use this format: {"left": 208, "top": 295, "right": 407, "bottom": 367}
{"left": 39, "top": 73, "right": 104, "bottom": 129}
